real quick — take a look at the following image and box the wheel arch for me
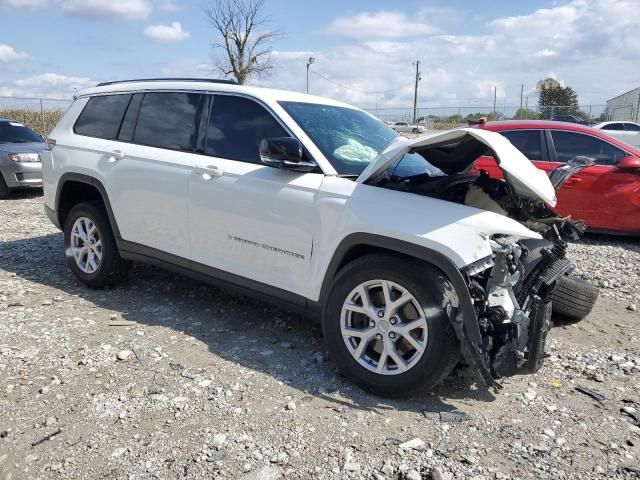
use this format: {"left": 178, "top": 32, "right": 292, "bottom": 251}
{"left": 318, "top": 233, "right": 481, "bottom": 344}
{"left": 56, "top": 173, "right": 121, "bottom": 239}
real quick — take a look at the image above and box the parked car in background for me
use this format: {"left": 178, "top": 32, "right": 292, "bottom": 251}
{"left": 0, "top": 119, "right": 46, "bottom": 198}
{"left": 474, "top": 120, "right": 640, "bottom": 234}
{"left": 391, "top": 121, "right": 425, "bottom": 134}
{"left": 551, "top": 114, "right": 590, "bottom": 125}
{"left": 592, "top": 121, "right": 640, "bottom": 148}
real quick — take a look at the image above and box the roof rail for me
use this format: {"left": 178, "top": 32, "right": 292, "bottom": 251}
{"left": 95, "top": 78, "right": 239, "bottom": 87}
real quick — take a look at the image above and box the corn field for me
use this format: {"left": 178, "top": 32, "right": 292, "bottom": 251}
{"left": 0, "top": 108, "right": 65, "bottom": 136}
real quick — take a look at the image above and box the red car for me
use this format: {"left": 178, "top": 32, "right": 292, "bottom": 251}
{"left": 473, "top": 120, "right": 640, "bottom": 234}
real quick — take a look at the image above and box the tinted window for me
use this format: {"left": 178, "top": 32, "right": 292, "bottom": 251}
{"left": 118, "top": 93, "right": 143, "bottom": 142}
{"left": 551, "top": 131, "right": 626, "bottom": 165}
{"left": 625, "top": 123, "right": 640, "bottom": 132}
{"left": 603, "top": 123, "right": 624, "bottom": 131}
{"left": 206, "top": 95, "right": 288, "bottom": 163}
{"left": 500, "top": 130, "right": 543, "bottom": 160}
{"left": 134, "top": 92, "right": 204, "bottom": 151}
{"left": 0, "top": 121, "right": 43, "bottom": 144}
{"left": 74, "top": 94, "right": 131, "bottom": 139}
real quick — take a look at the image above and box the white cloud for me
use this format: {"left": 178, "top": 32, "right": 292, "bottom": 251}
{"left": 0, "top": 44, "right": 29, "bottom": 62}
{"left": 325, "top": 11, "right": 438, "bottom": 40}
{"left": 1, "top": 73, "right": 95, "bottom": 99}
{"left": 0, "top": 0, "right": 48, "bottom": 8}
{"left": 57, "top": 0, "right": 151, "bottom": 21}
{"left": 144, "top": 21, "right": 190, "bottom": 42}
{"left": 250, "top": 0, "right": 639, "bottom": 116}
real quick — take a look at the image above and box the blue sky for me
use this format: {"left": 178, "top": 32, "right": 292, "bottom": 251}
{"left": 1, "top": 0, "right": 638, "bottom": 113}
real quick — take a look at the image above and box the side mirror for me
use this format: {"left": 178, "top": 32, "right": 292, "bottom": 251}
{"left": 259, "top": 137, "right": 316, "bottom": 172}
{"left": 617, "top": 155, "right": 640, "bottom": 172}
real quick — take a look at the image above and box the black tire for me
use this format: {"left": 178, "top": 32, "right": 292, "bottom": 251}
{"left": 550, "top": 275, "right": 599, "bottom": 322}
{"left": 412, "top": 127, "right": 419, "bottom": 134}
{"left": 322, "top": 254, "right": 460, "bottom": 398}
{"left": 0, "top": 174, "right": 12, "bottom": 199}
{"left": 63, "top": 201, "right": 130, "bottom": 288}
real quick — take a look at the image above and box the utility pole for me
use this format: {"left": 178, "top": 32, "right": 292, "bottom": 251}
{"left": 306, "top": 57, "right": 314, "bottom": 94}
{"left": 412, "top": 60, "right": 420, "bottom": 125}
{"left": 493, "top": 85, "right": 497, "bottom": 119}
{"left": 520, "top": 84, "right": 524, "bottom": 119}
{"left": 635, "top": 92, "right": 640, "bottom": 123}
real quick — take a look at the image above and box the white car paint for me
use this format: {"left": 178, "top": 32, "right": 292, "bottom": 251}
{"left": 44, "top": 80, "right": 545, "bottom": 303}
{"left": 592, "top": 121, "right": 640, "bottom": 148}
{"left": 357, "top": 128, "right": 558, "bottom": 207}
{"left": 391, "top": 122, "right": 424, "bottom": 134}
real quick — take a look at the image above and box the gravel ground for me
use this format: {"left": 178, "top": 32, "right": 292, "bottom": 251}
{"left": 1, "top": 192, "right": 639, "bottom": 480}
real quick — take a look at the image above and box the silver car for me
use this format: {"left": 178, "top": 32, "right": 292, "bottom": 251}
{"left": 0, "top": 119, "right": 46, "bottom": 198}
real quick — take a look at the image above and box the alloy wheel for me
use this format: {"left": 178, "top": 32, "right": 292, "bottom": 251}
{"left": 340, "top": 279, "right": 428, "bottom": 375}
{"left": 70, "top": 216, "right": 103, "bottom": 274}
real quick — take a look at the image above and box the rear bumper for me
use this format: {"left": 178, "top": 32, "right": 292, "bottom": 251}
{"left": 45, "top": 204, "right": 60, "bottom": 230}
{"left": 1, "top": 161, "right": 43, "bottom": 188}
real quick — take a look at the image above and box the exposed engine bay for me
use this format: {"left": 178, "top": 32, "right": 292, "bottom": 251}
{"left": 370, "top": 141, "right": 594, "bottom": 387}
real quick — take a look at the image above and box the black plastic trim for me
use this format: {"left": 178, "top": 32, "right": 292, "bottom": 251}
{"left": 97, "top": 78, "right": 238, "bottom": 87}
{"left": 319, "top": 233, "right": 481, "bottom": 344}
{"left": 44, "top": 204, "right": 60, "bottom": 229}
{"left": 55, "top": 173, "right": 122, "bottom": 239}
{"left": 118, "top": 240, "right": 309, "bottom": 316}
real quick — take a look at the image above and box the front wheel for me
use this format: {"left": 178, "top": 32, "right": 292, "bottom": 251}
{"left": 63, "top": 202, "right": 130, "bottom": 288}
{"left": 0, "top": 174, "right": 12, "bottom": 199}
{"left": 322, "top": 254, "right": 460, "bottom": 397}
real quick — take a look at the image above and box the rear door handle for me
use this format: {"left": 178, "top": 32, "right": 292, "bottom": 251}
{"left": 107, "top": 150, "right": 125, "bottom": 162}
{"left": 564, "top": 178, "right": 582, "bottom": 186}
{"left": 195, "top": 165, "right": 224, "bottom": 178}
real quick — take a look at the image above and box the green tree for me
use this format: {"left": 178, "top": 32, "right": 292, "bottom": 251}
{"left": 513, "top": 108, "right": 540, "bottom": 120}
{"left": 537, "top": 78, "right": 580, "bottom": 119}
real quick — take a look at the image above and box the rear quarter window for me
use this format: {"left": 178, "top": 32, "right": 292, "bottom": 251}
{"left": 73, "top": 94, "right": 132, "bottom": 139}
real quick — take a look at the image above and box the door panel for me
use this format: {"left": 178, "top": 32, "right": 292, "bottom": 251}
{"left": 188, "top": 159, "right": 322, "bottom": 296}
{"left": 187, "top": 93, "right": 322, "bottom": 297}
{"left": 104, "top": 91, "right": 207, "bottom": 258}
{"left": 102, "top": 142, "right": 193, "bottom": 258}
{"left": 548, "top": 130, "right": 639, "bottom": 232}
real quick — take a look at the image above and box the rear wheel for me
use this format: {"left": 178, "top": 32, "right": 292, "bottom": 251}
{"left": 550, "top": 275, "right": 599, "bottom": 322}
{"left": 63, "top": 202, "right": 130, "bottom": 288}
{"left": 0, "top": 174, "right": 12, "bottom": 199}
{"left": 322, "top": 254, "right": 460, "bottom": 397}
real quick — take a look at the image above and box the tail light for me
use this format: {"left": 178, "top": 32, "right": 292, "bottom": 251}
{"left": 45, "top": 138, "right": 56, "bottom": 150}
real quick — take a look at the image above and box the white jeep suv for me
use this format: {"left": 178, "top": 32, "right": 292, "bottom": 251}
{"left": 42, "top": 78, "right": 580, "bottom": 397}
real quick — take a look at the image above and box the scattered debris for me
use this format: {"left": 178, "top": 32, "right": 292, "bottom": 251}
{"left": 575, "top": 386, "right": 607, "bottom": 403}
{"left": 31, "top": 429, "right": 62, "bottom": 447}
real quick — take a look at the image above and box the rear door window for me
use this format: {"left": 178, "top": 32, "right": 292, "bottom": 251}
{"left": 500, "top": 130, "right": 543, "bottom": 160}
{"left": 133, "top": 92, "right": 205, "bottom": 152}
{"left": 602, "top": 123, "right": 625, "bottom": 131}
{"left": 550, "top": 130, "right": 627, "bottom": 165}
{"left": 205, "top": 95, "right": 288, "bottom": 163}
{"left": 74, "top": 94, "right": 132, "bottom": 139}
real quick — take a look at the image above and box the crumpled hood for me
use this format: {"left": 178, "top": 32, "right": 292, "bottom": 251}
{"left": 0, "top": 142, "right": 46, "bottom": 154}
{"left": 356, "top": 128, "right": 557, "bottom": 207}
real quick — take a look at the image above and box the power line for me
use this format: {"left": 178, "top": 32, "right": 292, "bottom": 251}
{"left": 309, "top": 70, "right": 411, "bottom": 95}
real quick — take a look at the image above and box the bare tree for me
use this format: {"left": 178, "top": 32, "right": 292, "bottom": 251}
{"left": 205, "top": 0, "right": 281, "bottom": 84}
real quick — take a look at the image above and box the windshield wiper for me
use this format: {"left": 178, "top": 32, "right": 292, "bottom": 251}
{"left": 336, "top": 174, "right": 359, "bottom": 178}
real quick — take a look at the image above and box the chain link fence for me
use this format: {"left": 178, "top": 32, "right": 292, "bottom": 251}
{"left": 0, "top": 96, "right": 72, "bottom": 136}
{"left": 363, "top": 104, "right": 615, "bottom": 130}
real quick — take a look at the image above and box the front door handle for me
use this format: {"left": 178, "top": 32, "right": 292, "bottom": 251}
{"left": 108, "top": 150, "right": 125, "bottom": 162}
{"left": 195, "top": 165, "right": 224, "bottom": 179}
{"left": 564, "top": 177, "right": 582, "bottom": 186}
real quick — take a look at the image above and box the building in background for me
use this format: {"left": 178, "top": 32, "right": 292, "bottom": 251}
{"left": 606, "top": 87, "right": 640, "bottom": 121}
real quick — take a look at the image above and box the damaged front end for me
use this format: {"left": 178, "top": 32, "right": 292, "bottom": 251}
{"left": 461, "top": 228, "right": 572, "bottom": 386}
{"left": 363, "top": 129, "right": 592, "bottom": 387}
